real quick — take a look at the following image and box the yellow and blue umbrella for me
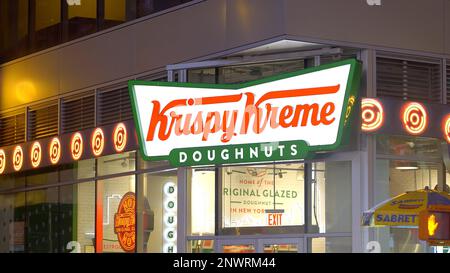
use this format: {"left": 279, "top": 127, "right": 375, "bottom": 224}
{"left": 362, "top": 188, "right": 450, "bottom": 227}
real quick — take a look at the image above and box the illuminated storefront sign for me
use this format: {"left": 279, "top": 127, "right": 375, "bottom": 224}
{"left": 0, "top": 149, "right": 5, "bottom": 174}
{"left": 443, "top": 115, "right": 450, "bottom": 143}
{"left": 113, "top": 123, "right": 128, "bottom": 152}
{"left": 91, "top": 128, "right": 105, "bottom": 156}
{"left": 71, "top": 132, "right": 83, "bottom": 160}
{"left": 163, "top": 182, "right": 177, "bottom": 253}
{"left": 13, "top": 146, "right": 23, "bottom": 171}
{"left": 0, "top": 121, "right": 136, "bottom": 175}
{"left": 129, "top": 59, "right": 361, "bottom": 166}
{"left": 49, "top": 137, "right": 61, "bottom": 164}
{"left": 401, "top": 102, "right": 428, "bottom": 135}
{"left": 114, "top": 192, "right": 136, "bottom": 252}
{"left": 361, "top": 98, "right": 384, "bottom": 132}
{"left": 360, "top": 97, "right": 450, "bottom": 141}
{"left": 30, "top": 142, "right": 42, "bottom": 168}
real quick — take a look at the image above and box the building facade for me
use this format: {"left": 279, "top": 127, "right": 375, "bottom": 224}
{"left": 1, "top": 0, "right": 450, "bottom": 253}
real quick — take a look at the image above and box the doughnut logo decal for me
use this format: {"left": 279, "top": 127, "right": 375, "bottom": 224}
{"left": 401, "top": 102, "right": 427, "bottom": 135}
{"left": 442, "top": 115, "right": 450, "bottom": 143}
{"left": 13, "top": 146, "right": 23, "bottom": 171}
{"left": 361, "top": 98, "right": 384, "bottom": 132}
{"left": 30, "top": 142, "right": 42, "bottom": 168}
{"left": 91, "top": 128, "right": 105, "bottom": 157}
{"left": 113, "top": 123, "right": 127, "bottom": 153}
{"left": 114, "top": 192, "right": 136, "bottom": 252}
{"left": 49, "top": 137, "right": 61, "bottom": 164}
{"left": 71, "top": 132, "right": 83, "bottom": 160}
{"left": 0, "top": 149, "right": 6, "bottom": 174}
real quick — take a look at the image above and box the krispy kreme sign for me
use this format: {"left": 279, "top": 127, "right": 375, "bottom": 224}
{"left": 129, "top": 59, "right": 361, "bottom": 166}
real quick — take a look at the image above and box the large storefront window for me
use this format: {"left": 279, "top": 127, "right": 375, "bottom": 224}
{"left": 0, "top": 192, "right": 25, "bottom": 253}
{"left": 72, "top": 182, "right": 96, "bottom": 253}
{"left": 60, "top": 159, "right": 95, "bottom": 181}
{"left": 189, "top": 168, "right": 215, "bottom": 236}
{"left": 188, "top": 60, "right": 306, "bottom": 84}
{"left": 373, "top": 135, "right": 444, "bottom": 253}
{"left": 221, "top": 164, "right": 304, "bottom": 232}
{"left": 311, "top": 161, "right": 352, "bottom": 234}
{"left": 98, "top": 152, "right": 136, "bottom": 176}
{"left": 98, "top": 175, "right": 135, "bottom": 253}
{"left": 25, "top": 187, "right": 59, "bottom": 252}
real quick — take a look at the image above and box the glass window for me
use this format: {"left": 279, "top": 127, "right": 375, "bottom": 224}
{"left": 263, "top": 243, "right": 299, "bottom": 253}
{"left": 372, "top": 227, "right": 429, "bottom": 253}
{"left": 188, "top": 68, "right": 216, "bottom": 84}
{"left": 218, "top": 60, "right": 305, "bottom": 84}
{"left": 310, "top": 237, "right": 352, "bottom": 253}
{"left": 138, "top": 157, "right": 172, "bottom": 171}
{"left": 376, "top": 135, "right": 442, "bottom": 158}
{"left": 68, "top": 0, "right": 97, "bottom": 40}
{"left": 0, "top": 173, "right": 26, "bottom": 191}
{"left": 104, "top": 0, "right": 126, "bottom": 28}
{"left": 34, "top": 0, "right": 61, "bottom": 50}
{"left": 26, "top": 170, "right": 59, "bottom": 186}
{"left": 97, "top": 152, "right": 136, "bottom": 176}
{"left": 59, "top": 159, "right": 95, "bottom": 182}
{"left": 375, "top": 159, "right": 440, "bottom": 202}
{"left": 97, "top": 175, "right": 135, "bottom": 253}
{"left": 188, "top": 239, "right": 215, "bottom": 253}
{"left": 373, "top": 159, "right": 441, "bottom": 253}
{"left": 221, "top": 163, "right": 305, "bottom": 234}
{"left": 136, "top": 170, "right": 178, "bottom": 253}
{"left": 136, "top": 0, "right": 193, "bottom": 18}
{"left": 188, "top": 168, "right": 215, "bottom": 236}
{"left": 25, "top": 187, "right": 59, "bottom": 252}
{"left": 35, "top": 0, "right": 61, "bottom": 31}
{"left": 0, "top": 0, "right": 28, "bottom": 63}
{"left": 188, "top": 60, "right": 306, "bottom": 85}
{"left": 61, "top": 182, "right": 96, "bottom": 253}
{"left": 221, "top": 243, "right": 256, "bottom": 253}
{"left": 311, "top": 161, "right": 352, "bottom": 233}
{"left": 0, "top": 192, "right": 25, "bottom": 253}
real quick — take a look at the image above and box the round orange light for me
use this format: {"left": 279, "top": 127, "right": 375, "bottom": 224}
{"left": 49, "top": 137, "right": 61, "bottom": 164}
{"left": 0, "top": 149, "right": 6, "bottom": 174}
{"left": 442, "top": 114, "right": 450, "bottom": 143}
{"left": 30, "top": 142, "right": 42, "bottom": 168}
{"left": 361, "top": 98, "right": 384, "bottom": 132}
{"left": 113, "top": 123, "right": 127, "bottom": 153}
{"left": 401, "top": 102, "right": 427, "bottom": 135}
{"left": 71, "top": 132, "right": 83, "bottom": 160}
{"left": 91, "top": 128, "right": 105, "bottom": 157}
{"left": 13, "top": 146, "right": 23, "bottom": 171}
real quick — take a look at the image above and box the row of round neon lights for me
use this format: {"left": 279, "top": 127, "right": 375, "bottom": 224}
{"left": 0, "top": 123, "right": 127, "bottom": 174}
{"left": 361, "top": 98, "right": 450, "bottom": 141}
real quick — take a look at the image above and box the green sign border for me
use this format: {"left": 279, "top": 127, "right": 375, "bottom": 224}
{"left": 128, "top": 58, "right": 361, "bottom": 166}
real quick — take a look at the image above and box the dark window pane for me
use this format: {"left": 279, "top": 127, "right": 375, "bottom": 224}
{"left": 0, "top": 0, "right": 29, "bottom": 63}
{"left": 34, "top": 0, "right": 61, "bottom": 51}
{"left": 68, "top": 0, "right": 97, "bottom": 40}
{"left": 0, "top": 192, "right": 26, "bottom": 252}
{"left": 104, "top": 0, "right": 126, "bottom": 28}
{"left": 25, "top": 188, "right": 59, "bottom": 252}
{"left": 137, "top": 0, "right": 193, "bottom": 18}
